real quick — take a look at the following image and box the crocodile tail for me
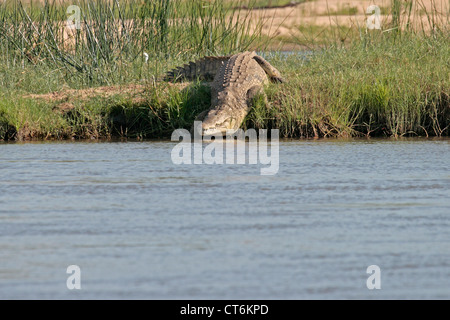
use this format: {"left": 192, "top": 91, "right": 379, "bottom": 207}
{"left": 164, "top": 55, "right": 230, "bottom": 82}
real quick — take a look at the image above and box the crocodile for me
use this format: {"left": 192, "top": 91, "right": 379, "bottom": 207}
{"left": 165, "top": 51, "right": 284, "bottom": 136}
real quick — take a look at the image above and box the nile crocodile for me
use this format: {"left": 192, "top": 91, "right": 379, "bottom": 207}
{"left": 165, "top": 51, "right": 284, "bottom": 136}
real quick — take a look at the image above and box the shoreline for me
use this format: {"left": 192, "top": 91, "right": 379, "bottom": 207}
{"left": 2, "top": 135, "right": 449, "bottom": 144}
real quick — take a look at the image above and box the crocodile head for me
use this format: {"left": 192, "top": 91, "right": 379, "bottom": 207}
{"left": 201, "top": 107, "right": 241, "bottom": 136}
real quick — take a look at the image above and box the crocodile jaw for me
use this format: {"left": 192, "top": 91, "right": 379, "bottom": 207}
{"left": 200, "top": 103, "right": 242, "bottom": 136}
{"left": 202, "top": 127, "right": 226, "bottom": 136}
{"left": 202, "top": 119, "right": 237, "bottom": 136}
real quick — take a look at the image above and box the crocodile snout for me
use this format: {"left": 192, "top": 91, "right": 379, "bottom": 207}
{"left": 202, "top": 118, "right": 236, "bottom": 137}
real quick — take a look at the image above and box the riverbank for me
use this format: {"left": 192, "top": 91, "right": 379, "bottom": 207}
{"left": 0, "top": 1, "right": 448, "bottom": 141}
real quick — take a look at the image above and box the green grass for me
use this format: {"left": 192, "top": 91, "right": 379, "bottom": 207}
{"left": 0, "top": 0, "right": 448, "bottom": 141}
{"left": 0, "top": 0, "right": 261, "bottom": 88}
{"left": 288, "top": 24, "right": 357, "bottom": 48}
{"left": 247, "top": 33, "right": 449, "bottom": 138}
{"left": 0, "top": 95, "right": 70, "bottom": 140}
{"left": 0, "top": 81, "right": 213, "bottom": 140}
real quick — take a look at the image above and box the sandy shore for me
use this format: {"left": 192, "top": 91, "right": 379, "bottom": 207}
{"left": 248, "top": 0, "right": 449, "bottom": 41}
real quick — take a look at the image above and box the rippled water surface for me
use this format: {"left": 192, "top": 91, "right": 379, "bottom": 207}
{"left": 0, "top": 138, "right": 449, "bottom": 299}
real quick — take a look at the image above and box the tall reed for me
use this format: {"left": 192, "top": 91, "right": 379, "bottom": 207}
{"left": 0, "top": 0, "right": 261, "bottom": 87}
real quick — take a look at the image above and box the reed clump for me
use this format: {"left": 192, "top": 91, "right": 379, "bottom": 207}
{"left": 249, "top": 33, "right": 449, "bottom": 138}
{"left": 0, "top": 0, "right": 259, "bottom": 87}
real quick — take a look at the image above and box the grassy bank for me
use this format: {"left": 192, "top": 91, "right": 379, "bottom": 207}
{"left": 262, "top": 36, "right": 448, "bottom": 138}
{"left": 0, "top": 0, "right": 448, "bottom": 140}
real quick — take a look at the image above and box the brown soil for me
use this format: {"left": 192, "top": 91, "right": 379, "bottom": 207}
{"left": 26, "top": 84, "right": 145, "bottom": 103}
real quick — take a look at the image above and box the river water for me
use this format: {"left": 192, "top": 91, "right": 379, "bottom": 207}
{"left": 0, "top": 138, "right": 449, "bottom": 299}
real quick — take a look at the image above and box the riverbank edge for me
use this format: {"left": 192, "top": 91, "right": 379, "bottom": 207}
{"left": 1, "top": 79, "right": 448, "bottom": 142}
